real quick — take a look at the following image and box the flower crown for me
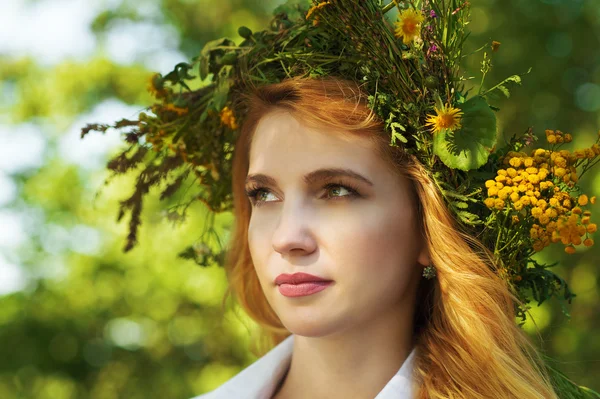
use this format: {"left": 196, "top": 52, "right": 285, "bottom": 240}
{"left": 82, "top": 0, "right": 599, "bottom": 328}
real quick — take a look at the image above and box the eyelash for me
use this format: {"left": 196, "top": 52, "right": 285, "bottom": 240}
{"left": 245, "top": 181, "right": 362, "bottom": 207}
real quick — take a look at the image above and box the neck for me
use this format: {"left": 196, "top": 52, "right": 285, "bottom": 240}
{"left": 272, "top": 306, "right": 416, "bottom": 399}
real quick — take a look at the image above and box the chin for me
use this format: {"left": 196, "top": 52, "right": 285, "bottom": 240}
{"left": 277, "top": 309, "right": 343, "bottom": 338}
{"left": 282, "top": 324, "right": 337, "bottom": 338}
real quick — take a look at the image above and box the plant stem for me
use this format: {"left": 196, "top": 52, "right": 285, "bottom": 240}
{"left": 382, "top": 1, "right": 402, "bottom": 14}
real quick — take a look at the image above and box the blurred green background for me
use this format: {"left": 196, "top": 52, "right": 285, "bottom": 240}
{"left": 0, "top": 0, "right": 598, "bottom": 397}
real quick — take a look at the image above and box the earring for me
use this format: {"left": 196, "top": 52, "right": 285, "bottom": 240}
{"left": 422, "top": 263, "right": 437, "bottom": 280}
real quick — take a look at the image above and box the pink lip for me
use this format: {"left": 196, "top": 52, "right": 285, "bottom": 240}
{"left": 274, "top": 272, "right": 332, "bottom": 285}
{"left": 274, "top": 273, "right": 333, "bottom": 298}
{"left": 278, "top": 281, "right": 333, "bottom": 297}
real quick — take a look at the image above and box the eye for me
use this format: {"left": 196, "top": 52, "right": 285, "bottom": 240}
{"left": 245, "top": 181, "right": 361, "bottom": 207}
{"left": 323, "top": 183, "right": 355, "bottom": 199}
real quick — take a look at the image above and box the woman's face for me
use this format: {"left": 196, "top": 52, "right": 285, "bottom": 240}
{"left": 245, "top": 109, "right": 430, "bottom": 337}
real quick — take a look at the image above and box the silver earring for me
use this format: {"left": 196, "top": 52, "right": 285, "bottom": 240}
{"left": 422, "top": 263, "right": 437, "bottom": 279}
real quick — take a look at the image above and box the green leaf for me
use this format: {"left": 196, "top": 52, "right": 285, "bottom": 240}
{"left": 442, "top": 190, "right": 475, "bottom": 202}
{"left": 209, "top": 75, "right": 232, "bottom": 112}
{"left": 481, "top": 67, "right": 532, "bottom": 98}
{"left": 433, "top": 96, "right": 498, "bottom": 171}
{"left": 390, "top": 122, "right": 408, "bottom": 144}
{"left": 496, "top": 84, "right": 510, "bottom": 98}
{"left": 198, "top": 38, "right": 236, "bottom": 81}
{"left": 452, "top": 201, "right": 469, "bottom": 209}
{"left": 455, "top": 210, "right": 481, "bottom": 224}
{"left": 273, "top": 0, "right": 311, "bottom": 22}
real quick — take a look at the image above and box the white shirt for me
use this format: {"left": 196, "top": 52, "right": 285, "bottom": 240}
{"left": 191, "top": 334, "right": 417, "bottom": 399}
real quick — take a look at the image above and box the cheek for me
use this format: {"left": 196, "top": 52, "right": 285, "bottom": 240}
{"left": 247, "top": 215, "right": 275, "bottom": 279}
{"left": 329, "top": 205, "right": 418, "bottom": 277}
{"left": 247, "top": 219, "right": 264, "bottom": 271}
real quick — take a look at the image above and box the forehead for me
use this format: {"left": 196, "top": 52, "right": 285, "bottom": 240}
{"left": 248, "top": 110, "right": 380, "bottom": 175}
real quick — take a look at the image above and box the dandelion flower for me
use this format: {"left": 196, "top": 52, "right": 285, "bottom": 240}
{"left": 394, "top": 9, "right": 425, "bottom": 45}
{"left": 425, "top": 103, "right": 464, "bottom": 134}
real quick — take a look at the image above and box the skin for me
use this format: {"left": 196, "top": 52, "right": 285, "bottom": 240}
{"left": 245, "top": 109, "right": 430, "bottom": 399}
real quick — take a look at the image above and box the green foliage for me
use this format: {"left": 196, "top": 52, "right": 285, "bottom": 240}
{"left": 0, "top": 0, "right": 599, "bottom": 397}
{"left": 0, "top": 58, "right": 152, "bottom": 121}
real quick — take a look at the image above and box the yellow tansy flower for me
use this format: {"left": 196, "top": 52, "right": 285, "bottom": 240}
{"left": 494, "top": 199, "right": 505, "bottom": 210}
{"left": 220, "top": 106, "right": 238, "bottom": 130}
{"left": 394, "top": 8, "right": 425, "bottom": 45}
{"left": 164, "top": 103, "right": 188, "bottom": 116}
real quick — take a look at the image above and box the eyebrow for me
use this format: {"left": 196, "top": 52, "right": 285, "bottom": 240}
{"left": 245, "top": 167, "right": 374, "bottom": 188}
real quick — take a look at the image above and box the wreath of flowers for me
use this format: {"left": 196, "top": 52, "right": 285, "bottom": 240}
{"left": 82, "top": 0, "right": 600, "bottom": 330}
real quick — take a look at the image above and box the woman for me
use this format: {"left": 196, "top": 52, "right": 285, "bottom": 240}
{"left": 84, "top": 1, "right": 599, "bottom": 397}
{"left": 191, "top": 77, "right": 559, "bottom": 399}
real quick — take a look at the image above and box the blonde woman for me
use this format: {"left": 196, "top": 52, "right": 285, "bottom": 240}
{"left": 191, "top": 77, "right": 559, "bottom": 399}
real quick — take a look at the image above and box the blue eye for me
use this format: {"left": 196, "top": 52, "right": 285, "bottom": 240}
{"left": 245, "top": 181, "right": 361, "bottom": 207}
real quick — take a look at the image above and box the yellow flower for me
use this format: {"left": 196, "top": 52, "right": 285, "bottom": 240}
{"left": 509, "top": 157, "right": 523, "bottom": 167}
{"left": 537, "top": 199, "right": 548, "bottom": 210}
{"left": 578, "top": 194, "right": 588, "bottom": 206}
{"left": 494, "top": 198, "right": 505, "bottom": 210}
{"left": 554, "top": 167, "right": 566, "bottom": 177}
{"left": 163, "top": 103, "right": 188, "bottom": 115}
{"left": 147, "top": 73, "right": 169, "bottom": 99}
{"left": 425, "top": 103, "right": 464, "bottom": 134}
{"left": 220, "top": 106, "right": 238, "bottom": 130}
{"left": 484, "top": 198, "right": 495, "bottom": 209}
{"left": 394, "top": 8, "right": 425, "bottom": 45}
{"left": 306, "top": 1, "right": 330, "bottom": 20}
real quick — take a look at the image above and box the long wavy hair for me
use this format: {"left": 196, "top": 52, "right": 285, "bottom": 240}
{"left": 221, "top": 76, "right": 559, "bottom": 398}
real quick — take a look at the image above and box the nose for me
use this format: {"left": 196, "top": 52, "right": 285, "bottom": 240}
{"left": 271, "top": 198, "right": 317, "bottom": 256}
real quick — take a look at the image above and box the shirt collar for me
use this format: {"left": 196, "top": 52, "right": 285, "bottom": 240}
{"left": 192, "top": 334, "right": 417, "bottom": 399}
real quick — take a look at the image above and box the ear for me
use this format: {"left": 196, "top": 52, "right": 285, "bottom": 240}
{"left": 416, "top": 243, "right": 430, "bottom": 267}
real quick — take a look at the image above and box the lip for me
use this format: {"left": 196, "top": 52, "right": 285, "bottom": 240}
{"left": 274, "top": 272, "right": 333, "bottom": 285}
{"left": 278, "top": 281, "right": 333, "bottom": 297}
